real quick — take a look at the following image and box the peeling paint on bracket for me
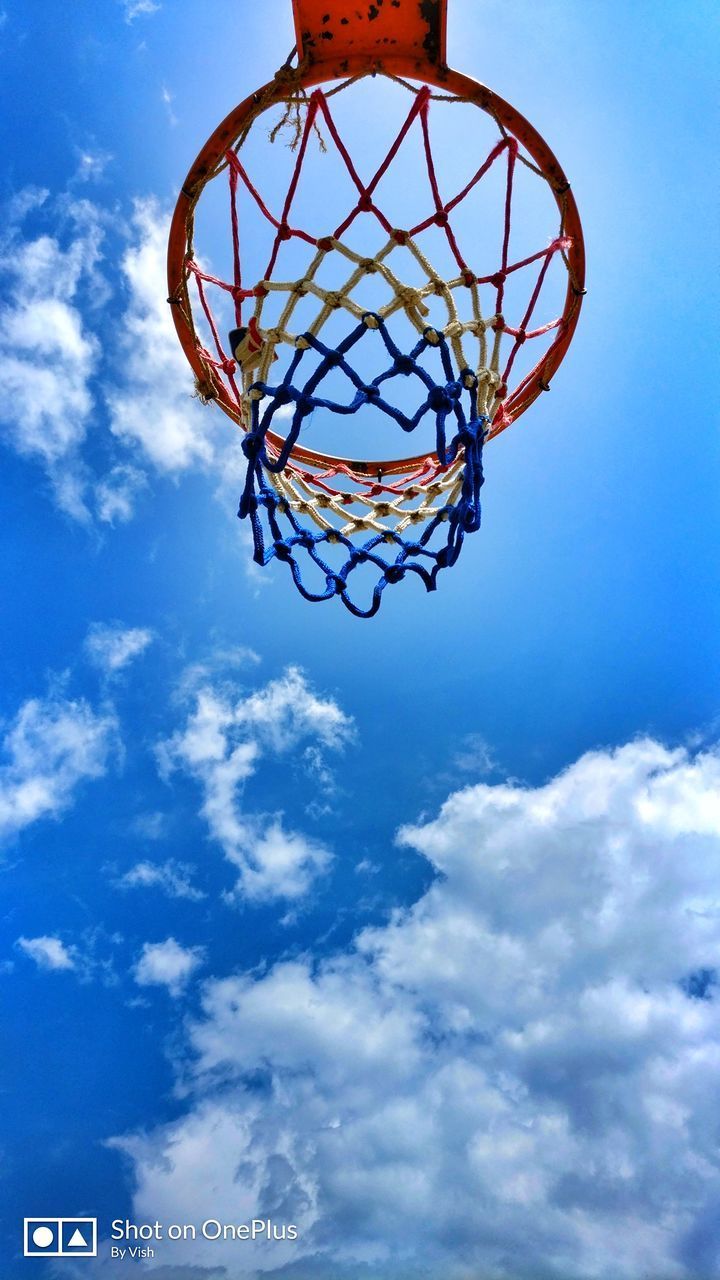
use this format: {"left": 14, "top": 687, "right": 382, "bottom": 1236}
{"left": 292, "top": 0, "right": 448, "bottom": 71}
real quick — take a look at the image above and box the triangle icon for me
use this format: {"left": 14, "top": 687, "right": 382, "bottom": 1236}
{"left": 68, "top": 1229, "right": 88, "bottom": 1248}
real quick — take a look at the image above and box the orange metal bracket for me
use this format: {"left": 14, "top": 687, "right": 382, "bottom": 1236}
{"left": 292, "top": 0, "right": 448, "bottom": 69}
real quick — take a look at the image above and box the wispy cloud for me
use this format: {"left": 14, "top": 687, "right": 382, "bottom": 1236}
{"left": 17, "top": 927, "right": 121, "bottom": 987}
{"left": 94, "top": 463, "right": 147, "bottom": 524}
{"left": 0, "top": 194, "right": 104, "bottom": 521}
{"left": 105, "top": 199, "right": 218, "bottom": 472}
{"left": 0, "top": 693, "right": 118, "bottom": 845}
{"left": 0, "top": 188, "right": 244, "bottom": 531}
{"left": 122, "top": 0, "right": 160, "bottom": 22}
{"left": 161, "top": 85, "right": 178, "bottom": 128}
{"left": 74, "top": 148, "right": 113, "bottom": 184}
{"left": 157, "top": 666, "right": 352, "bottom": 902}
{"left": 85, "top": 622, "right": 154, "bottom": 675}
{"left": 116, "top": 859, "right": 205, "bottom": 901}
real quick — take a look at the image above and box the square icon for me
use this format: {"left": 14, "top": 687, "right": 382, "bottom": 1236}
{"left": 24, "top": 1218, "right": 97, "bottom": 1257}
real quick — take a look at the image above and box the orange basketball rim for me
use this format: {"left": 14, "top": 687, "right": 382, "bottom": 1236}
{"left": 166, "top": 0, "right": 586, "bottom": 479}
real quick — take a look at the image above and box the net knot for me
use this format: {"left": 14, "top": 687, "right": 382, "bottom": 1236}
{"left": 278, "top": 222, "right": 292, "bottom": 241}
{"left": 392, "top": 229, "right": 408, "bottom": 246}
{"left": 317, "top": 236, "right": 334, "bottom": 252}
{"left": 429, "top": 382, "right": 462, "bottom": 412}
{"left": 241, "top": 431, "right": 264, "bottom": 460}
{"left": 273, "top": 63, "right": 299, "bottom": 87}
{"left": 396, "top": 285, "right": 428, "bottom": 318}
{"left": 490, "top": 271, "right": 506, "bottom": 289}
{"left": 433, "top": 210, "right": 449, "bottom": 227}
{"left": 358, "top": 192, "right": 373, "bottom": 212}
{"left": 384, "top": 564, "right": 406, "bottom": 585}
{"left": 458, "top": 420, "right": 484, "bottom": 448}
{"left": 393, "top": 354, "right": 416, "bottom": 376}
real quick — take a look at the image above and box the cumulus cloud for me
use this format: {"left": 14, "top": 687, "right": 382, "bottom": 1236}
{"left": 0, "top": 694, "right": 117, "bottom": 844}
{"left": 157, "top": 667, "right": 351, "bottom": 902}
{"left": 0, "top": 193, "right": 103, "bottom": 520}
{"left": 117, "top": 739, "right": 720, "bottom": 1279}
{"left": 85, "top": 622, "right": 154, "bottom": 674}
{"left": 106, "top": 199, "right": 218, "bottom": 472}
{"left": 0, "top": 185, "right": 251, "bottom": 530}
{"left": 0, "top": 190, "right": 227, "bottom": 526}
{"left": 17, "top": 935, "right": 76, "bottom": 972}
{"left": 133, "top": 938, "right": 204, "bottom": 997}
{"left": 116, "top": 859, "right": 204, "bottom": 902}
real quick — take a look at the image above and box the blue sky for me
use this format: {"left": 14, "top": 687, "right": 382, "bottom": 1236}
{"left": 1, "top": 1, "right": 719, "bottom": 1277}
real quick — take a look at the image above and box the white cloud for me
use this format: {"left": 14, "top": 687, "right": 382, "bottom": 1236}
{"left": 117, "top": 739, "right": 720, "bottom": 1279}
{"left": 94, "top": 463, "right": 147, "bottom": 524}
{"left": 17, "top": 935, "right": 76, "bottom": 972}
{"left": 17, "top": 927, "right": 121, "bottom": 988}
{"left": 0, "top": 196, "right": 105, "bottom": 521}
{"left": 158, "top": 666, "right": 351, "bottom": 902}
{"left": 117, "top": 859, "right": 204, "bottom": 901}
{"left": 161, "top": 85, "right": 178, "bottom": 128}
{"left": 122, "top": 0, "right": 160, "bottom": 21}
{"left": 452, "top": 730, "right": 498, "bottom": 776}
{"left": 0, "top": 694, "right": 117, "bottom": 844}
{"left": 129, "top": 810, "right": 167, "bottom": 840}
{"left": 74, "top": 148, "right": 113, "bottom": 184}
{"left": 133, "top": 938, "right": 204, "bottom": 997}
{"left": 232, "top": 666, "right": 352, "bottom": 753}
{"left": 85, "top": 622, "right": 154, "bottom": 674}
{"left": 0, "top": 187, "right": 250, "bottom": 532}
{"left": 238, "top": 820, "right": 331, "bottom": 902}
{"left": 106, "top": 199, "right": 219, "bottom": 472}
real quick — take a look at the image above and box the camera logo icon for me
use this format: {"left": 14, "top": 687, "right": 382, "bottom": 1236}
{"left": 23, "top": 1218, "right": 97, "bottom": 1257}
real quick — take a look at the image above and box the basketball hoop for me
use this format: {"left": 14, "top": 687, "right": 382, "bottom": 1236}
{"left": 167, "top": 0, "right": 585, "bottom": 617}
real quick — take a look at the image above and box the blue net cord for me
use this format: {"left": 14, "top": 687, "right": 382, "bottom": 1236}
{"left": 237, "top": 315, "right": 486, "bottom": 619}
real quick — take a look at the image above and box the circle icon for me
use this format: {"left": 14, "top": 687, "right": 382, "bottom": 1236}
{"left": 32, "top": 1226, "right": 54, "bottom": 1249}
